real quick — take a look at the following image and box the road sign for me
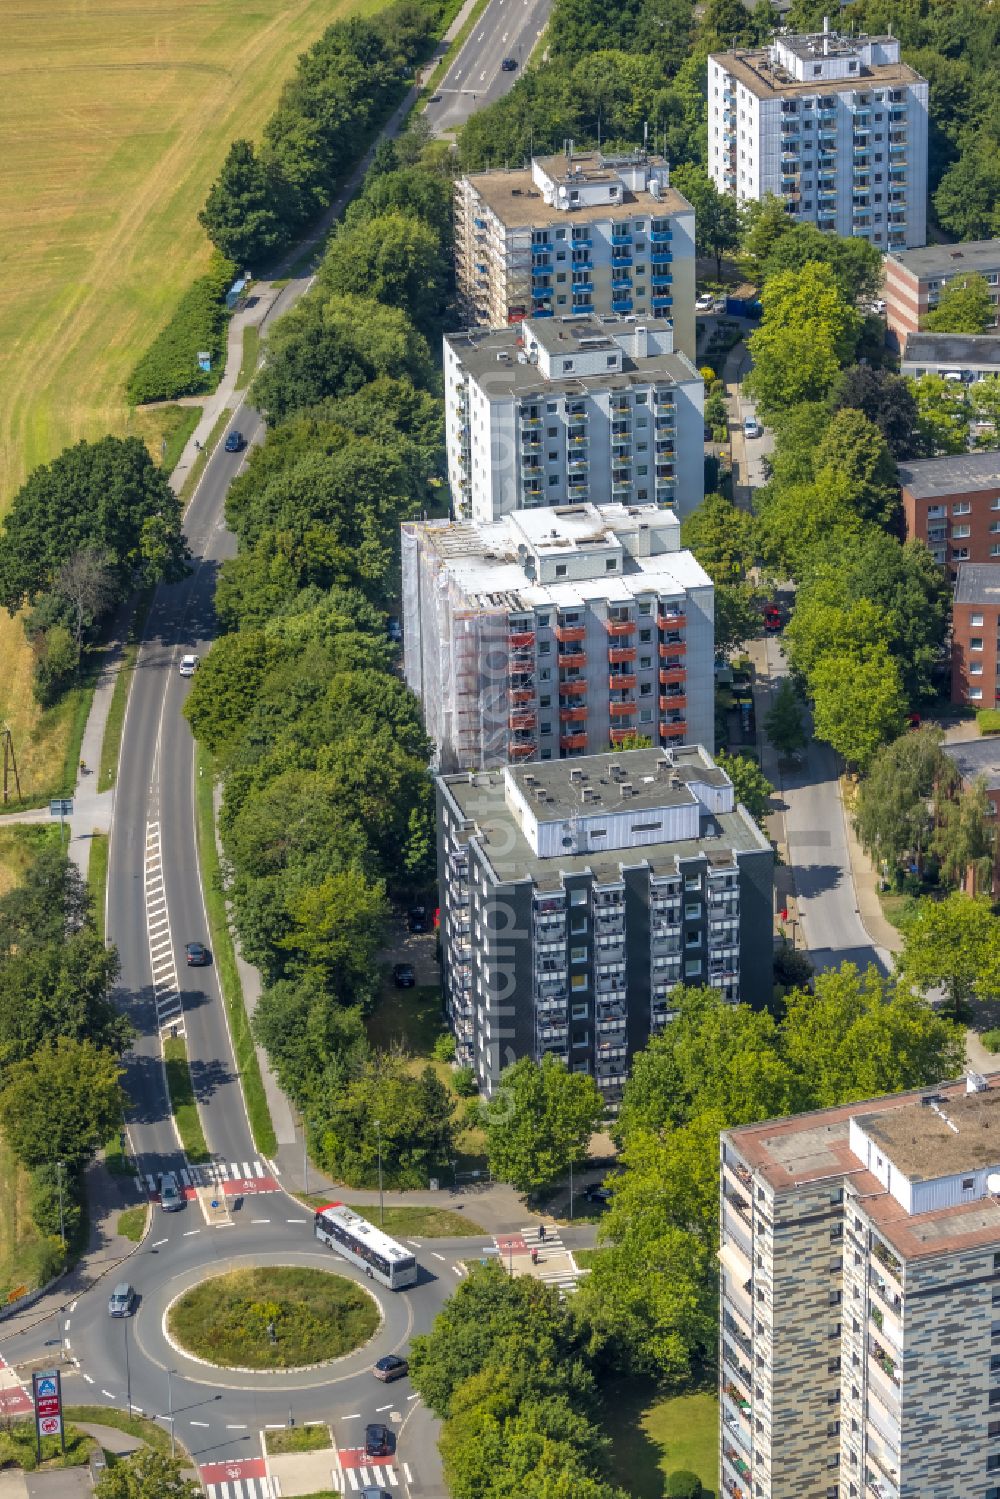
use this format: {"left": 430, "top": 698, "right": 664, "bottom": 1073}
{"left": 33, "top": 1370, "right": 64, "bottom": 1454}
{"left": 39, "top": 1415, "right": 61, "bottom": 1438}
{"left": 48, "top": 800, "right": 72, "bottom": 818}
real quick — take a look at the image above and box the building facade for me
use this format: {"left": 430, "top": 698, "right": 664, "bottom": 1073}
{"left": 951, "top": 562, "right": 1000, "bottom": 708}
{"left": 884, "top": 238, "right": 1000, "bottom": 349}
{"left": 941, "top": 736, "right": 1000, "bottom": 896}
{"left": 900, "top": 332, "right": 1000, "bottom": 384}
{"left": 899, "top": 451, "right": 1000, "bottom": 574}
{"left": 401, "top": 502, "right": 714, "bottom": 770}
{"left": 720, "top": 1072, "right": 1000, "bottom": 1499}
{"left": 437, "top": 746, "right": 773, "bottom": 1104}
{"left": 454, "top": 150, "right": 696, "bottom": 358}
{"left": 708, "top": 25, "right": 928, "bottom": 251}
{"left": 444, "top": 314, "right": 704, "bottom": 522}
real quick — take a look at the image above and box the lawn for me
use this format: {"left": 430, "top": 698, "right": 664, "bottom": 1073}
{"left": 169, "top": 1266, "right": 377, "bottom": 1368}
{"left": 265, "top": 1424, "right": 333, "bottom": 1456}
{"left": 87, "top": 832, "right": 109, "bottom": 942}
{"left": 116, "top": 1206, "right": 148, "bottom": 1243}
{"left": 64, "top": 1407, "right": 175, "bottom": 1458}
{"left": 304, "top": 1201, "right": 485, "bottom": 1237}
{"left": 163, "top": 1035, "right": 210, "bottom": 1164}
{"left": 0, "top": 0, "right": 392, "bottom": 840}
{"left": 0, "top": 826, "right": 58, "bottom": 901}
{"left": 0, "top": 1132, "right": 63, "bottom": 1305}
{"left": 600, "top": 1382, "right": 719, "bottom": 1499}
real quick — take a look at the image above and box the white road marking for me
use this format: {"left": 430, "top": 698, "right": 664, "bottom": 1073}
{"left": 432, "top": 1252, "right": 445, "bottom": 1262}
{"left": 101, "top": 1390, "right": 114, "bottom": 1399}
{"left": 341, "top": 1412, "right": 361, "bottom": 1420}
{"left": 64, "top": 1320, "right": 70, "bottom": 1331}
{"left": 190, "top": 1420, "right": 210, "bottom": 1427}
{"left": 64, "top": 1337, "right": 71, "bottom": 1349}
{"left": 375, "top": 1403, "right": 392, "bottom": 1412}
{"left": 407, "top": 1394, "right": 419, "bottom": 1403}
{"left": 83, "top": 1374, "right": 94, "bottom": 1385}
{"left": 152, "top": 1237, "right": 168, "bottom": 1247}
{"left": 226, "top": 1423, "right": 248, "bottom": 1429}
{"left": 70, "top": 1300, "right": 77, "bottom": 1312}
{"left": 453, "top": 1263, "right": 466, "bottom": 1276}
{"left": 253, "top": 1161, "right": 264, "bottom": 1177}
{"left": 407, "top": 1240, "right": 422, "bottom": 1248}
{"left": 403, "top": 1462, "right": 414, "bottom": 1480}
{"left": 183, "top": 1229, "right": 200, "bottom": 1236}
{"left": 286, "top": 1218, "right": 306, "bottom": 1224}
{"left": 251, "top": 1219, "right": 270, "bottom": 1224}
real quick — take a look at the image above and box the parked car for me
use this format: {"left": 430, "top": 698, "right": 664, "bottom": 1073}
{"left": 365, "top": 1424, "right": 392, "bottom": 1457}
{"left": 392, "top": 963, "right": 416, "bottom": 989}
{"left": 429, "top": 93, "right": 442, "bottom": 102}
{"left": 763, "top": 605, "right": 782, "bottom": 633}
{"left": 159, "top": 1172, "right": 182, "bottom": 1212}
{"left": 703, "top": 423, "right": 713, "bottom": 442}
{"left": 743, "top": 416, "right": 762, "bottom": 439}
{"left": 224, "top": 430, "right": 245, "bottom": 453}
{"left": 406, "top": 906, "right": 429, "bottom": 934}
{"left": 585, "top": 1184, "right": 613, "bottom": 1205}
{"left": 374, "top": 1355, "right": 409, "bottom": 1382}
{"left": 178, "top": 654, "right": 198, "bottom": 677}
{"left": 695, "top": 292, "right": 716, "bottom": 312}
{"left": 501, "top": 56, "right": 518, "bottom": 70}
{"left": 108, "top": 1282, "right": 136, "bottom": 1318}
{"left": 387, "top": 615, "right": 403, "bottom": 643}
{"left": 185, "top": 941, "right": 210, "bottom": 966}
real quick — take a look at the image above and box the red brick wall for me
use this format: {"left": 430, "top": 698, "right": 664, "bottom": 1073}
{"left": 884, "top": 259, "right": 921, "bottom": 349}
{"left": 952, "top": 601, "right": 1000, "bottom": 706}
{"left": 902, "top": 483, "right": 1000, "bottom": 572}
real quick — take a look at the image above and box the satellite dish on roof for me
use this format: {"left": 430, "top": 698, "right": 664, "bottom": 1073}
{"left": 988, "top": 1173, "right": 1000, "bottom": 1195}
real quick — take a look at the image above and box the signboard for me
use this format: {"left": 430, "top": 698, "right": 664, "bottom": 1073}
{"left": 48, "top": 800, "right": 72, "bottom": 818}
{"left": 32, "top": 1371, "right": 64, "bottom": 1454}
{"left": 197, "top": 351, "right": 212, "bottom": 372}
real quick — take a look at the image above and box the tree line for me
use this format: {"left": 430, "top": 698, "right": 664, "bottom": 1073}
{"left": 198, "top": 3, "right": 441, "bottom": 271}
{"left": 185, "top": 128, "right": 459, "bottom": 1188}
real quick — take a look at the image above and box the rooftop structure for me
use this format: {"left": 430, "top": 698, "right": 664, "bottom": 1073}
{"left": 901, "top": 331, "right": 1000, "bottom": 382}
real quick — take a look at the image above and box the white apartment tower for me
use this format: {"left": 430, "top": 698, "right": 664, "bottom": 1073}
{"left": 454, "top": 150, "right": 696, "bottom": 359}
{"left": 708, "top": 22, "right": 928, "bottom": 251}
{"left": 444, "top": 314, "right": 704, "bottom": 523}
{"left": 720, "top": 1072, "right": 1000, "bottom": 1499}
{"left": 401, "top": 502, "right": 714, "bottom": 771}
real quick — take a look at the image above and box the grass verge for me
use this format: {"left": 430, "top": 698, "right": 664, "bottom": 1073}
{"left": 179, "top": 406, "right": 233, "bottom": 507}
{"left": 103, "top": 1127, "right": 132, "bottom": 1178}
{"left": 0, "top": 1133, "right": 63, "bottom": 1304}
{"left": 303, "top": 1202, "right": 485, "bottom": 1237}
{"left": 573, "top": 1248, "right": 599, "bottom": 1269}
{"left": 116, "top": 1206, "right": 147, "bottom": 1243}
{"left": 599, "top": 1382, "right": 718, "bottom": 1499}
{"left": 169, "top": 1266, "right": 377, "bottom": 1369}
{"left": 129, "top": 403, "right": 202, "bottom": 473}
{"left": 236, "top": 325, "right": 260, "bottom": 390}
{"left": 194, "top": 746, "right": 277, "bottom": 1156}
{"left": 64, "top": 1407, "right": 175, "bottom": 1458}
{"left": 0, "top": 826, "right": 59, "bottom": 902}
{"left": 98, "top": 588, "right": 153, "bottom": 792}
{"left": 0, "top": 1421, "right": 93, "bottom": 1472}
{"left": 88, "top": 833, "right": 108, "bottom": 943}
{"left": 163, "top": 1036, "right": 210, "bottom": 1164}
{"left": 265, "top": 1424, "right": 333, "bottom": 1455}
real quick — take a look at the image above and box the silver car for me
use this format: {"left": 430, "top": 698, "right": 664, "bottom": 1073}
{"left": 159, "top": 1172, "right": 183, "bottom": 1211}
{"left": 108, "top": 1282, "right": 135, "bottom": 1318}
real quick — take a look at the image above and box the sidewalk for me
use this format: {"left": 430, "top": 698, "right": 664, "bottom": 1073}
{"left": 839, "top": 776, "right": 903, "bottom": 957}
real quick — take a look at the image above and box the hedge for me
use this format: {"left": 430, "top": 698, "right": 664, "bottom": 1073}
{"left": 126, "top": 252, "right": 236, "bottom": 405}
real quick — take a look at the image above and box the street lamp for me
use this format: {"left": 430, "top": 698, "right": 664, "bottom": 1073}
{"left": 123, "top": 1319, "right": 132, "bottom": 1419}
{"left": 166, "top": 1368, "right": 175, "bottom": 1457}
{"left": 55, "top": 1161, "right": 66, "bottom": 1251}
{"left": 374, "top": 1119, "right": 384, "bottom": 1227}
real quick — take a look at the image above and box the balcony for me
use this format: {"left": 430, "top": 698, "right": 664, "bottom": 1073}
{"left": 554, "top": 624, "right": 586, "bottom": 644}
{"left": 609, "top": 726, "right": 638, "bottom": 746}
{"left": 508, "top": 741, "right": 537, "bottom": 759}
{"left": 661, "top": 721, "right": 686, "bottom": 741}
{"left": 609, "top": 673, "right": 637, "bottom": 691}
{"left": 560, "top": 732, "right": 588, "bottom": 751}
{"left": 659, "top": 694, "right": 687, "bottom": 713}
{"left": 650, "top": 250, "right": 672, "bottom": 265}
{"left": 657, "top": 609, "right": 686, "bottom": 630}
{"left": 559, "top": 705, "right": 588, "bottom": 723}
{"left": 611, "top": 231, "right": 633, "bottom": 245}
{"left": 650, "top": 228, "right": 673, "bottom": 243}
{"left": 652, "top": 296, "right": 672, "bottom": 310}
{"left": 509, "top": 710, "right": 536, "bottom": 730}
{"left": 611, "top": 254, "right": 633, "bottom": 268}
{"left": 651, "top": 272, "right": 672, "bottom": 288}
{"left": 605, "top": 616, "right": 635, "bottom": 637}
{"left": 559, "top": 650, "right": 587, "bottom": 669}
{"left": 608, "top": 645, "right": 637, "bottom": 665}
{"left": 560, "top": 678, "right": 587, "bottom": 697}
{"left": 659, "top": 666, "right": 685, "bottom": 687}
{"left": 608, "top": 698, "right": 637, "bottom": 717}
{"left": 510, "top": 687, "right": 533, "bottom": 705}
{"left": 508, "top": 630, "right": 535, "bottom": 649}
{"left": 659, "top": 639, "right": 686, "bottom": 660}
{"left": 612, "top": 299, "right": 633, "bottom": 314}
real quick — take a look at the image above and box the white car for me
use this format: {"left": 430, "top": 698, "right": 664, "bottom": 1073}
{"left": 695, "top": 293, "right": 715, "bottom": 312}
{"left": 178, "top": 654, "right": 198, "bottom": 677}
{"left": 743, "top": 416, "right": 763, "bottom": 439}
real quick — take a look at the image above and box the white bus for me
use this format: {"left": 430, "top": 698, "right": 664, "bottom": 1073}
{"left": 314, "top": 1202, "right": 418, "bottom": 1290}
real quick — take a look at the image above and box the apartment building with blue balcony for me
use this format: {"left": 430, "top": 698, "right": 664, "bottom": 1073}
{"left": 708, "top": 23, "right": 928, "bottom": 251}
{"left": 454, "top": 148, "right": 696, "bottom": 360}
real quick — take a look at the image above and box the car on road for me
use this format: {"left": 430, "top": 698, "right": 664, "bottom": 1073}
{"left": 763, "top": 605, "right": 782, "bottom": 633}
{"left": 429, "top": 93, "right": 442, "bottom": 103}
{"left": 703, "top": 423, "right": 713, "bottom": 442}
{"left": 695, "top": 293, "right": 716, "bottom": 312}
{"left": 185, "top": 941, "right": 210, "bottom": 966}
{"left": 108, "top": 1282, "right": 136, "bottom": 1318}
{"left": 743, "top": 416, "right": 763, "bottom": 439}
{"left": 374, "top": 1354, "right": 409, "bottom": 1382}
{"left": 224, "top": 430, "right": 245, "bottom": 453}
{"left": 361, "top": 1490, "right": 393, "bottom": 1499}
{"left": 392, "top": 963, "right": 416, "bottom": 989}
{"left": 501, "top": 56, "right": 518, "bottom": 70}
{"left": 159, "top": 1172, "right": 182, "bottom": 1212}
{"left": 585, "top": 1184, "right": 613, "bottom": 1205}
{"left": 178, "top": 654, "right": 198, "bottom": 677}
{"left": 387, "top": 615, "right": 403, "bottom": 643}
{"left": 406, "top": 906, "right": 429, "bottom": 934}
{"left": 365, "top": 1424, "right": 392, "bottom": 1457}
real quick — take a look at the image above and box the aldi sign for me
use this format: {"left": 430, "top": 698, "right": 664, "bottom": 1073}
{"left": 32, "top": 1371, "right": 63, "bottom": 1452}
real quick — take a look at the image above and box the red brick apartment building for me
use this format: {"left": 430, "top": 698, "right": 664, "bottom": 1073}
{"left": 899, "top": 451, "right": 1000, "bottom": 576}
{"left": 884, "top": 238, "right": 1000, "bottom": 349}
{"left": 951, "top": 563, "right": 1000, "bottom": 708}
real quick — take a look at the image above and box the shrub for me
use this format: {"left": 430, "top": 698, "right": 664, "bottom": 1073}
{"left": 452, "top": 1065, "right": 477, "bottom": 1097}
{"left": 980, "top": 1027, "right": 1000, "bottom": 1053}
{"left": 433, "top": 1033, "right": 456, "bottom": 1063}
{"left": 126, "top": 253, "right": 236, "bottom": 404}
{"left": 978, "top": 709, "right": 1000, "bottom": 735}
{"left": 31, "top": 625, "right": 79, "bottom": 706}
{"left": 667, "top": 1472, "right": 703, "bottom": 1499}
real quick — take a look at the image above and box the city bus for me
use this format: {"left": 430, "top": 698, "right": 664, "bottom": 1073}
{"left": 313, "top": 1202, "right": 418, "bottom": 1290}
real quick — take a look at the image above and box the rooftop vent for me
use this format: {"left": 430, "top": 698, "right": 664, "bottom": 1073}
{"left": 620, "top": 782, "right": 634, "bottom": 799}
{"left": 570, "top": 768, "right": 583, "bottom": 782}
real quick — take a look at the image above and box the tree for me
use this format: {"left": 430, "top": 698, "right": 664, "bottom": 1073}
{"left": 785, "top": 589, "right": 892, "bottom": 682}
{"left": 746, "top": 261, "right": 862, "bottom": 415}
{"left": 30, "top": 624, "right": 79, "bottom": 707}
{"left": 740, "top": 194, "right": 792, "bottom": 276}
{"left": 670, "top": 165, "right": 740, "bottom": 276}
{"left": 52, "top": 547, "right": 118, "bottom": 647}
{"left": 759, "top": 222, "right": 883, "bottom": 304}
{"left": 483, "top": 1055, "right": 605, "bottom": 1194}
{"left": 923, "top": 272, "right": 996, "bottom": 335}
{"left": 278, "top": 869, "right": 388, "bottom": 997}
{"left": 910, "top": 373, "right": 970, "bottom": 456}
{"left": 715, "top": 749, "right": 773, "bottom": 825}
{"left": 95, "top": 1449, "right": 200, "bottom": 1499}
{"left": 930, "top": 777, "right": 994, "bottom": 894}
{"left": 320, "top": 212, "right": 448, "bottom": 336}
{"left": 832, "top": 363, "right": 924, "bottom": 461}
{"left": 896, "top": 893, "right": 1000, "bottom": 1019}
{"left": 714, "top": 583, "right": 760, "bottom": 656}
{"left": 680, "top": 493, "right": 756, "bottom": 585}
{"left": 667, "top": 1475, "right": 703, "bottom": 1499}
{"left": 312, "top": 1052, "right": 456, "bottom": 1188}
{"left": 763, "top": 677, "right": 807, "bottom": 759}
{"left": 934, "top": 144, "right": 1000, "bottom": 243}
{"left": 854, "top": 728, "right": 952, "bottom": 875}
{"left": 0, "top": 928, "right": 127, "bottom": 1072}
{"left": 810, "top": 652, "right": 906, "bottom": 771}
{"left": 0, "top": 1038, "right": 125, "bottom": 1172}
{"left": 812, "top": 408, "right": 899, "bottom": 530}
{"left": 198, "top": 139, "right": 285, "bottom": 269}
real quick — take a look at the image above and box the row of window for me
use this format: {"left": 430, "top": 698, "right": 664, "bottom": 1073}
{"left": 528, "top": 218, "right": 674, "bottom": 246}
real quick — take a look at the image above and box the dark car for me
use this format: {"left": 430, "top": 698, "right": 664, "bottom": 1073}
{"left": 703, "top": 424, "right": 713, "bottom": 442}
{"left": 393, "top": 963, "right": 416, "bottom": 989}
{"left": 501, "top": 56, "right": 518, "bottom": 70}
{"left": 224, "top": 430, "right": 245, "bottom": 453}
{"left": 429, "top": 93, "right": 442, "bottom": 103}
{"left": 387, "top": 615, "right": 403, "bottom": 644}
{"left": 374, "top": 1354, "right": 410, "bottom": 1382}
{"left": 361, "top": 1490, "right": 393, "bottom": 1499}
{"left": 585, "top": 1184, "right": 613, "bottom": 1205}
{"left": 185, "top": 942, "right": 210, "bottom": 966}
{"left": 365, "top": 1423, "right": 392, "bottom": 1457}
{"left": 406, "top": 906, "right": 428, "bottom": 934}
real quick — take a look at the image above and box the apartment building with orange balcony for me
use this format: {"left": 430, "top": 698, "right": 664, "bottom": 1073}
{"left": 437, "top": 746, "right": 773, "bottom": 1103}
{"left": 401, "top": 502, "right": 714, "bottom": 772}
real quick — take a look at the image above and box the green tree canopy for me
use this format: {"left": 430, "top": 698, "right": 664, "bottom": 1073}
{"left": 854, "top": 728, "right": 953, "bottom": 874}
{"left": 198, "top": 139, "right": 284, "bottom": 269}
{"left": 746, "top": 261, "right": 862, "bottom": 415}
{"left": 832, "top": 363, "right": 924, "bottom": 462}
{"left": 483, "top": 1055, "right": 606, "bottom": 1194}
{"left": 312, "top": 1051, "right": 455, "bottom": 1188}
{"left": 95, "top": 1449, "right": 201, "bottom": 1499}
{"left": 0, "top": 1038, "right": 125, "bottom": 1173}
{"left": 714, "top": 749, "right": 773, "bottom": 825}
{"left": 763, "top": 676, "right": 807, "bottom": 759}
{"left": 319, "top": 211, "right": 448, "bottom": 335}
{"left": 809, "top": 651, "right": 906, "bottom": 771}
{"left": 680, "top": 493, "right": 756, "bottom": 585}
{"left": 896, "top": 893, "right": 1000, "bottom": 1018}
{"left": 923, "top": 272, "right": 996, "bottom": 334}
{"left": 669, "top": 164, "right": 740, "bottom": 275}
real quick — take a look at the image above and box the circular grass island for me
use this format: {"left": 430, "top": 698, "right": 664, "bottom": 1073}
{"left": 167, "top": 1266, "right": 379, "bottom": 1370}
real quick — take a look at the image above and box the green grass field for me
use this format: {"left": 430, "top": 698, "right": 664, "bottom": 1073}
{"left": 0, "top": 0, "right": 388, "bottom": 833}
{"left": 601, "top": 1383, "right": 719, "bottom": 1499}
{"left": 163, "top": 1035, "right": 210, "bottom": 1164}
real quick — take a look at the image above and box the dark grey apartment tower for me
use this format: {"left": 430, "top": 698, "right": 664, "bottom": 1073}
{"left": 436, "top": 744, "right": 774, "bottom": 1109}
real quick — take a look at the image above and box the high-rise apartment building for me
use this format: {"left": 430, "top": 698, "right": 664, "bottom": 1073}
{"left": 454, "top": 150, "right": 696, "bottom": 358}
{"left": 708, "top": 24, "right": 928, "bottom": 251}
{"left": 437, "top": 745, "right": 773, "bottom": 1104}
{"left": 443, "top": 314, "right": 704, "bottom": 522}
{"left": 720, "top": 1072, "right": 1000, "bottom": 1499}
{"left": 401, "top": 502, "right": 714, "bottom": 770}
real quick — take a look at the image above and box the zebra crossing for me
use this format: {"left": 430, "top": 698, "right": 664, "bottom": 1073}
{"left": 333, "top": 1461, "right": 407, "bottom": 1492}
{"left": 144, "top": 821, "right": 183, "bottom": 1034}
{"left": 139, "top": 1157, "right": 281, "bottom": 1195}
{"left": 203, "top": 1480, "right": 272, "bottom": 1499}
{"left": 520, "top": 1223, "right": 584, "bottom": 1294}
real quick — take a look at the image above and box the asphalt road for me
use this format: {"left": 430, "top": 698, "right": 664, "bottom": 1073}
{"left": 424, "top": 0, "right": 553, "bottom": 135}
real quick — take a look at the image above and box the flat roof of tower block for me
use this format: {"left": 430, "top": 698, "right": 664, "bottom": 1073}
{"left": 506, "top": 744, "right": 731, "bottom": 822}
{"left": 897, "top": 449, "right": 1000, "bottom": 500}
{"left": 711, "top": 46, "right": 920, "bottom": 99}
{"left": 856, "top": 1087, "right": 1000, "bottom": 1180}
{"left": 886, "top": 238, "right": 1000, "bottom": 280}
{"left": 954, "top": 562, "right": 1000, "bottom": 606}
{"left": 942, "top": 736, "right": 1000, "bottom": 791}
{"left": 902, "top": 333, "right": 1000, "bottom": 370}
{"left": 445, "top": 317, "right": 698, "bottom": 398}
{"left": 460, "top": 158, "right": 692, "bottom": 228}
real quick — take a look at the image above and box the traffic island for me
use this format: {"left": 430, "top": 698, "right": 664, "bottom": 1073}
{"left": 263, "top": 1424, "right": 340, "bottom": 1497}
{"left": 166, "top": 1266, "right": 379, "bottom": 1371}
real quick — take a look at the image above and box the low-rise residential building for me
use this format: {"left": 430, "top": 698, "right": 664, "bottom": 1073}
{"left": 941, "top": 736, "right": 1000, "bottom": 895}
{"left": 708, "top": 24, "right": 928, "bottom": 250}
{"left": 951, "top": 562, "right": 1000, "bottom": 708}
{"left": 884, "top": 237, "right": 1000, "bottom": 348}
{"left": 454, "top": 150, "right": 696, "bottom": 358}
{"left": 720, "top": 1071, "right": 1000, "bottom": 1499}
{"left": 401, "top": 502, "right": 714, "bottom": 771}
{"left": 899, "top": 450, "right": 1000, "bottom": 574}
{"left": 437, "top": 745, "right": 773, "bottom": 1103}
{"left": 444, "top": 314, "right": 704, "bottom": 522}
{"left": 900, "top": 332, "right": 1000, "bottom": 383}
